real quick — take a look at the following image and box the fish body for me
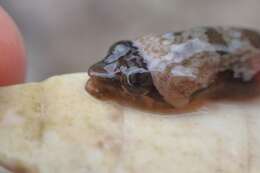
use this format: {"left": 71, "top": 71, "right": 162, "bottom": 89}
{"left": 87, "top": 26, "right": 260, "bottom": 107}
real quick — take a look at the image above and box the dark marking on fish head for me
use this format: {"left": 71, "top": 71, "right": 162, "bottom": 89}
{"left": 242, "top": 29, "right": 260, "bottom": 48}
{"left": 205, "top": 27, "right": 227, "bottom": 45}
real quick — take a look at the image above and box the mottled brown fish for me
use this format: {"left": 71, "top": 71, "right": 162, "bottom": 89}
{"left": 86, "top": 26, "right": 260, "bottom": 108}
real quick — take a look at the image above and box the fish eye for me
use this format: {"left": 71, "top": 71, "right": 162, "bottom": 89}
{"left": 121, "top": 68, "right": 153, "bottom": 95}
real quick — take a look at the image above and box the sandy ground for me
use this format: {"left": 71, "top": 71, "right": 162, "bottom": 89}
{"left": 0, "top": 0, "right": 260, "bottom": 81}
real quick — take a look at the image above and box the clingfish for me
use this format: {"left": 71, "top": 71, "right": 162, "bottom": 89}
{"left": 86, "top": 26, "right": 260, "bottom": 108}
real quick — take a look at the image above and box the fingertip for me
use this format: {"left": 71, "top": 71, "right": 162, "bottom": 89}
{"left": 0, "top": 7, "right": 26, "bottom": 86}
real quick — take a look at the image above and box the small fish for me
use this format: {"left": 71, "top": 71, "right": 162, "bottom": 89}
{"left": 87, "top": 26, "right": 260, "bottom": 108}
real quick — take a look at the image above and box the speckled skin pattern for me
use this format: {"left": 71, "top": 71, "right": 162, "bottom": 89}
{"left": 88, "top": 26, "right": 260, "bottom": 108}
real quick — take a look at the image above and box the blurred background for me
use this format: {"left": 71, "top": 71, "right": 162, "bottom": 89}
{"left": 0, "top": 0, "right": 260, "bottom": 81}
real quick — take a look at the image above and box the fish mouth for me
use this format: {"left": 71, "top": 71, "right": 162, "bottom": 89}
{"left": 86, "top": 76, "right": 121, "bottom": 100}
{"left": 87, "top": 61, "right": 121, "bottom": 99}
